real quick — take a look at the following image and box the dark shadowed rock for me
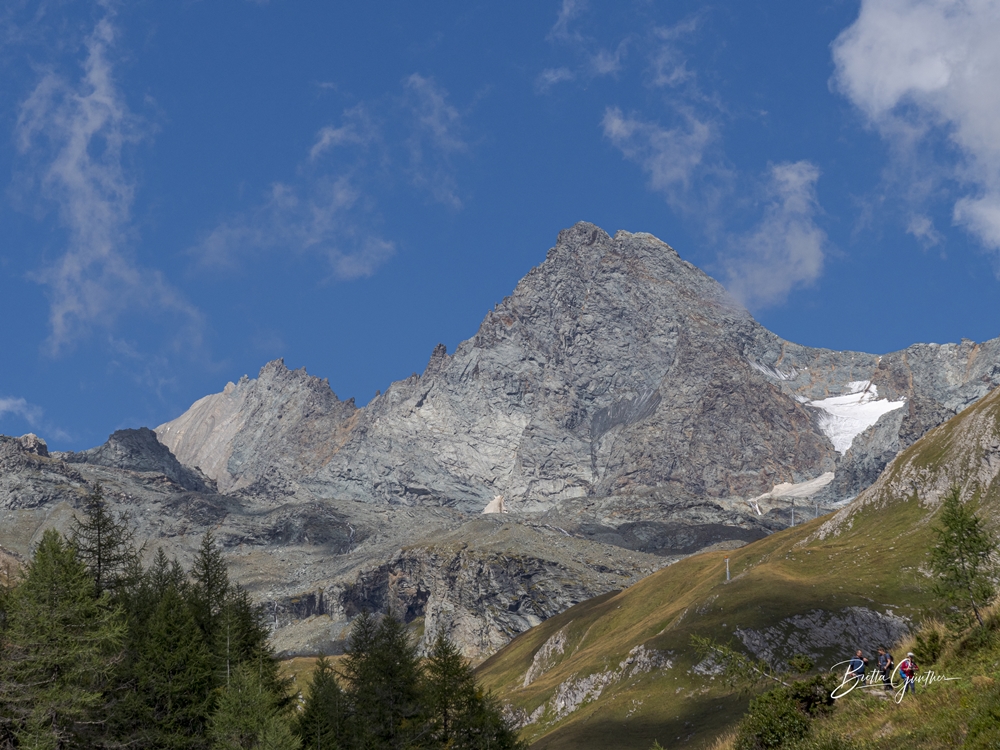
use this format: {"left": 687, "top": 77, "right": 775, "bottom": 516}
{"left": 62, "top": 427, "right": 215, "bottom": 493}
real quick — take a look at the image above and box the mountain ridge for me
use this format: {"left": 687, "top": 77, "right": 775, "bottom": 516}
{"left": 5, "top": 222, "right": 1000, "bottom": 664}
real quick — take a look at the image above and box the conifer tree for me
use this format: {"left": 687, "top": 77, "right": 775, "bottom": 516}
{"left": 930, "top": 486, "right": 998, "bottom": 627}
{"left": 295, "top": 656, "right": 351, "bottom": 750}
{"left": 191, "top": 530, "right": 231, "bottom": 640}
{"left": 128, "top": 584, "right": 215, "bottom": 749}
{"left": 209, "top": 663, "right": 299, "bottom": 750}
{"left": 341, "top": 612, "right": 424, "bottom": 750}
{"left": 424, "top": 633, "right": 526, "bottom": 750}
{"left": 425, "top": 633, "right": 476, "bottom": 746}
{"left": 0, "top": 529, "right": 125, "bottom": 748}
{"left": 71, "top": 483, "right": 142, "bottom": 600}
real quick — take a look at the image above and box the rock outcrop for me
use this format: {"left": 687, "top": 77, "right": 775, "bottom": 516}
{"left": 7, "top": 223, "right": 1000, "bottom": 662}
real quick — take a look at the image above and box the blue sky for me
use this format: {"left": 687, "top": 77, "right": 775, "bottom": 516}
{"left": 3, "top": 0, "right": 1000, "bottom": 450}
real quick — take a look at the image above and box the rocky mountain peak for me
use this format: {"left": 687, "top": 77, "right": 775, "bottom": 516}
{"left": 16, "top": 433, "right": 48, "bottom": 457}
{"left": 61, "top": 427, "right": 214, "bottom": 493}
{"left": 157, "top": 359, "right": 358, "bottom": 494}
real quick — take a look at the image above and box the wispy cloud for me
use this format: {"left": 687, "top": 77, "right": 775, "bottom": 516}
{"left": 535, "top": 67, "right": 576, "bottom": 93}
{"left": 648, "top": 19, "right": 701, "bottom": 89}
{"left": 192, "top": 73, "right": 469, "bottom": 277}
{"left": 309, "top": 104, "right": 376, "bottom": 161}
{"left": 548, "top": 0, "right": 587, "bottom": 43}
{"left": 539, "top": 0, "right": 629, "bottom": 90}
{"left": 601, "top": 106, "right": 721, "bottom": 212}
{"left": 724, "top": 161, "right": 828, "bottom": 309}
{"left": 14, "top": 6, "right": 201, "bottom": 355}
{"left": 0, "top": 397, "right": 42, "bottom": 428}
{"left": 0, "top": 395, "right": 69, "bottom": 441}
{"left": 403, "top": 73, "right": 468, "bottom": 209}
{"left": 832, "top": 0, "right": 1000, "bottom": 254}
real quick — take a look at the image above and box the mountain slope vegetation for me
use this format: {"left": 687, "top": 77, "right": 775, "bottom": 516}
{"left": 476, "top": 385, "right": 1000, "bottom": 749}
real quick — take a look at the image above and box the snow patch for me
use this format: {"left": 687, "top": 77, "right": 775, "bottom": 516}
{"left": 482, "top": 495, "right": 507, "bottom": 514}
{"left": 751, "top": 472, "right": 835, "bottom": 505}
{"left": 807, "top": 382, "right": 905, "bottom": 454}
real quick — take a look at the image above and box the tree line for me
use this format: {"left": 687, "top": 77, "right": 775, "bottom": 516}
{"left": 0, "top": 486, "right": 525, "bottom": 750}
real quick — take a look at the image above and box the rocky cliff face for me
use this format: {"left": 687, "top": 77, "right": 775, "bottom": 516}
{"left": 161, "top": 223, "right": 1000, "bottom": 522}
{"left": 156, "top": 360, "right": 357, "bottom": 494}
{"left": 7, "top": 223, "right": 1000, "bottom": 662}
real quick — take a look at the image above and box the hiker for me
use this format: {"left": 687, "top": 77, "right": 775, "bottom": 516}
{"left": 877, "top": 647, "right": 894, "bottom": 691}
{"left": 898, "top": 652, "right": 918, "bottom": 694}
{"left": 846, "top": 649, "right": 868, "bottom": 682}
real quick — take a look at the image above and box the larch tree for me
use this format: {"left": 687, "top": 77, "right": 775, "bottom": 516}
{"left": 0, "top": 529, "right": 125, "bottom": 748}
{"left": 930, "top": 486, "right": 998, "bottom": 628}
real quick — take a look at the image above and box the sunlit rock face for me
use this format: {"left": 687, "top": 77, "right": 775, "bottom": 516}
{"left": 160, "top": 222, "right": 1000, "bottom": 519}
{"left": 6, "top": 223, "right": 1000, "bottom": 660}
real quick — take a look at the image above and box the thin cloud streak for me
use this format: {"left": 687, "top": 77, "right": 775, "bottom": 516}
{"left": 403, "top": 73, "right": 468, "bottom": 209}
{"left": 724, "top": 161, "right": 828, "bottom": 310}
{"left": 601, "top": 106, "right": 716, "bottom": 206}
{"left": 832, "top": 0, "right": 1000, "bottom": 254}
{"left": 0, "top": 396, "right": 42, "bottom": 428}
{"left": 15, "top": 7, "right": 202, "bottom": 355}
{"left": 194, "top": 73, "right": 470, "bottom": 276}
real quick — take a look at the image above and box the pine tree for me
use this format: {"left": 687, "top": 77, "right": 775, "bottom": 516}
{"left": 930, "top": 486, "right": 998, "bottom": 627}
{"left": 209, "top": 663, "right": 299, "bottom": 750}
{"left": 424, "top": 633, "right": 526, "bottom": 750}
{"left": 425, "top": 633, "right": 476, "bottom": 746}
{"left": 190, "top": 531, "right": 231, "bottom": 641}
{"left": 295, "top": 656, "right": 351, "bottom": 750}
{"left": 128, "top": 584, "right": 215, "bottom": 749}
{"left": 0, "top": 529, "right": 125, "bottom": 748}
{"left": 71, "top": 483, "right": 142, "bottom": 600}
{"left": 342, "top": 612, "right": 424, "bottom": 750}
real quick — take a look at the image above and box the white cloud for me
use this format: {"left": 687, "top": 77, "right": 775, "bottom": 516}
{"left": 309, "top": 104, "right": 376, "bottom": 161}
{"left": 193, "top": 73, "right": 470, "bottom": 276}
{"left": 0, "top": 397, "right": 42, "bottom": 429}
{"left": 539, "top": 0, "right": 630, "bottom": 90}
{"left": 402, "top": 73, "right": 468, "bottom": 209}
{"left": 192, "top": 173, "right": 392, "bottom": 280}
{"left": 601, "top": 106, "right": 715, "bottom": 203}
{"left": 832, "top": 0, "right": 1000, "bottom": 251}
{"left": 548, "top": 0, "right": 587, "bottom": 42}
{"left": 648, "top": 19, "right": 700, "bottom": 88}
{"left": 724, "top": 161, "right": 828, "bottom": 309}
{"left": 906, "top": 213, "right": 945, "bottom": 247}
{"left": 535, "top": 67, "right": 576, "bottom": 92}
{"left": 15, "top": 8, "right": 201, "bottom": 355}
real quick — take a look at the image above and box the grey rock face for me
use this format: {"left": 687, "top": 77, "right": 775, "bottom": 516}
{"left": 735, "top": 607, "right": 911, "bottom": 671}
{"left": 160, "top": 223, "right": 1000, "bottom": 523}
{"left": 157, "top": 360, "right": 357, "bottom": 493}
{"left": 60, "top": 428, "right": 215, "bottom": 493}
{"left": 9, "top": 223, "right": 1000, "bottom": 663}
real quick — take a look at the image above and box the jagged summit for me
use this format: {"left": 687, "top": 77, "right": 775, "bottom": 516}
{"left": 9, "top": 223, "right": 1000, "bottom": 663}
{"left": 61, "top": 427, "right": 214, "bottom": 494}
{"left": 158, "top": 223, "right": 1000, "bottom": 520}
{"left": 157, "top": 359, "right": 357, "bottom": 493}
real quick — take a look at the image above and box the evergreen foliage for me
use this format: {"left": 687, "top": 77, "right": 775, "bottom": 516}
{"left": 126, "top": 584, "right": 215, "bottom": 748}
{"left": 0, "top": 525, "right": 522, "bottom": 749}
{"left": 929, "top": 487, "right": 998, "bottom": 627}
{"left": 298, "top": 615, "right": 525, "bottom": 750}
{"left": 423, "top": 633, "right": 524, "bottom": 749}
{"left": 71, "top": 483, "right": 142, "bottom": 600}
{"left": 0, "top": 529, "right": 125, "bottom": 748}
{"left": 209, "top": 663, "right": 300, "bottom": 750}
{"left": 296, "top": 656, "right": 350, "bottom": 750}
{"left": 190, "top": 531, "right": 231, "bottom": 645}
{"left": 341, "top": 612, "right": 424, "bottom": 749}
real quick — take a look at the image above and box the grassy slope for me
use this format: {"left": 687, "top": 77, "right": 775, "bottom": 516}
{"left": 796, "top": 620, "right": 1000, "bottom": 750}
{"left": 476, "top": 388, "right": 1000, "bottom": 749}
